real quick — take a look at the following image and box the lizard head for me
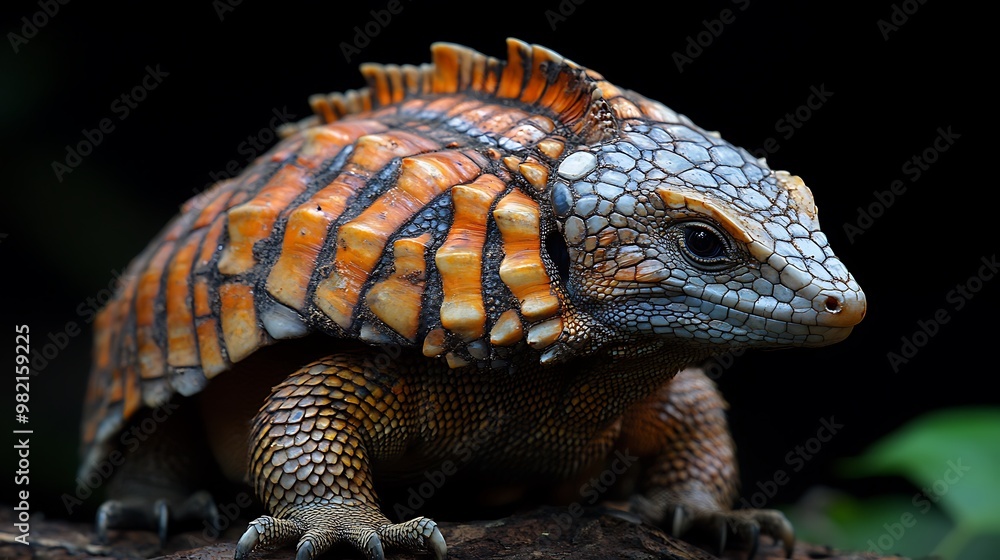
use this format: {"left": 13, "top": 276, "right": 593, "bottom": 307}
{"left": 550, "top": 121, "right": 866, "bottom": 350}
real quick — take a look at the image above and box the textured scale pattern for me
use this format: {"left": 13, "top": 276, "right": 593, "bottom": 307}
{"left": 80, "top": 39, "right": 866, "bottom": 559}
{"left": 80, "top": 38, "right": 680, "bottom": 458}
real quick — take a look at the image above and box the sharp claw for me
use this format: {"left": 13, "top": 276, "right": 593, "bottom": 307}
{"left": 235, "top": 525, "right": 260, "bottom": 560}
{"left": 95, "top": 501, "right": 115, "bottom": 545}
{"left": 154, "top": 499, "right": 170, "bottom": 547}
{"left": 757, "top": 509, "right": 795, "bottom": 558}
{"left": 295, "top": 538, "right": 315, "bottom": 560}
{"left": 782, "top": 527, "right": 795, "bottom": 558}
{"left": 428, "top": 526, "right": 447, "bottom": 560}
{"left": 208, "top": 502, "right": 221, "bottom": 529}
{"left": 192, "top": 490, "right": 221, "bottom": 530}
{"left": 746, "top": 523, "right": 760, "bottom": 560}
{"left": 670, "top": 505, "right": 685, "bottom": 538}
{"left": 715, "top": 516, "right": 727, "bottom": 557}
{"left": 365, "top": 532, "right": 384, "bottom": 560}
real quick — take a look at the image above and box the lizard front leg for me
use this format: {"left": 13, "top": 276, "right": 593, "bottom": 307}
{"left": 235, "top": 354, "right": 445, "bottom": 560}
{"left": 622, "top": 365, "right": 794, "bottom": 558}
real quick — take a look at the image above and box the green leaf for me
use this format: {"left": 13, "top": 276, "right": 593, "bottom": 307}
{"left": 785, "top": 487, "right": 953, "bottom": 558}
{"left": 838, "top": 407, "right": 1000, "bottom": 532}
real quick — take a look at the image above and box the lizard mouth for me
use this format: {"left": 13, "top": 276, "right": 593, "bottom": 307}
{"left": 799, "top": 324, "right": 855, "bottom": 347}
{"left": 683, "top": 317, "right": 859, "bottom": 349}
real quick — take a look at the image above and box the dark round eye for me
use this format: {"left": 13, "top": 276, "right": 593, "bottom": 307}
{"left": 679, "top": 223, "right": 732, "bottom": 270}
{"left": 684, "top": 226, "right": 726, "bottom": 259}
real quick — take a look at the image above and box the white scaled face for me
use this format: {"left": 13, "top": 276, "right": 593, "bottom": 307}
{"left": 552, "top": 121, "right": 866, "bottom": 349}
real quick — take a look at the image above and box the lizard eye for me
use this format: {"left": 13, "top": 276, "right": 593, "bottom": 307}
{"left": 680, "top": 223, "right": 731, "bottom": 269}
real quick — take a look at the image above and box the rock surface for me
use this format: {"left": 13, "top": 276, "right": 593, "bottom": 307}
{"left": 1, "top": 505, "right": 907, "bottom": 560}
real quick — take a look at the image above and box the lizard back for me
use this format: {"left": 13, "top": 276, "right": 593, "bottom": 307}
{"left": 81, "top": 39, "right": 682, "bottom": 457}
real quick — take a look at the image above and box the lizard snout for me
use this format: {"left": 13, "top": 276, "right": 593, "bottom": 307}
{"left": 814, "top": 287, "right": 867, "bottom": 328}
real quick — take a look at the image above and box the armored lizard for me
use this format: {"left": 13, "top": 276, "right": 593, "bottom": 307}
{"left": 79, "top": 39, "right": 867, "bottom": 560}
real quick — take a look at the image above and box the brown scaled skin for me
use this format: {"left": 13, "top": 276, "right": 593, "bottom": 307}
{"left": 235, "top": 340, "right": 793, "bottom": 560}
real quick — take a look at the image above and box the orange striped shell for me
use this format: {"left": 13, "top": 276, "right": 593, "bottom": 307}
{"left": 80, "top": 38, "right": 696, "bottom": 465}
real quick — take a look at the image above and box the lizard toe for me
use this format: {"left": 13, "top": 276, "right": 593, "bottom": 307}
{"left": 707, "top": 508, "right": 794, "bottom": 559}
{"left": 94, "top": 490, "right": 219, "bottom": 548}
{"left": 236, "top": 502, "right": 445, "bottom": 560}
{"left": 294, "top": 536, "right": 316, "bottom": 560}
{"left": 153, "top": 499, "right": 169, "bottom": 547}
{"left": 362, "top": 531, "right": 384, "bottom": 560}
{"left": 235, "top": 515, "right": 304, "bottom": 559}
{"left": 645, "top": 501, "right": 794, "bottom": 559}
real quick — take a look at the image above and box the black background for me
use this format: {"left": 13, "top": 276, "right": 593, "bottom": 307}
{"left": 1, "top": 0, "right": 994, "bottom": 543}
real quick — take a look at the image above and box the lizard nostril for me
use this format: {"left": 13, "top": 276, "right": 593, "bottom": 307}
{"left": 816, "top": 289, "right": 866, "bottom": 327}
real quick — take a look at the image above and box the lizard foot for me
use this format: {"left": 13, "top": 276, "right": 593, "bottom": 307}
{"left": 664, "top": 503, "right": 794, "bottom": 559}
{"left": 234, "top": 500, "right": 446, "bottom": 560}
{"left": 95, "top": 489, "right": 219, "bottom": 547}
{"left": 631, "top": 495, "right": 793, "bottom": 559}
